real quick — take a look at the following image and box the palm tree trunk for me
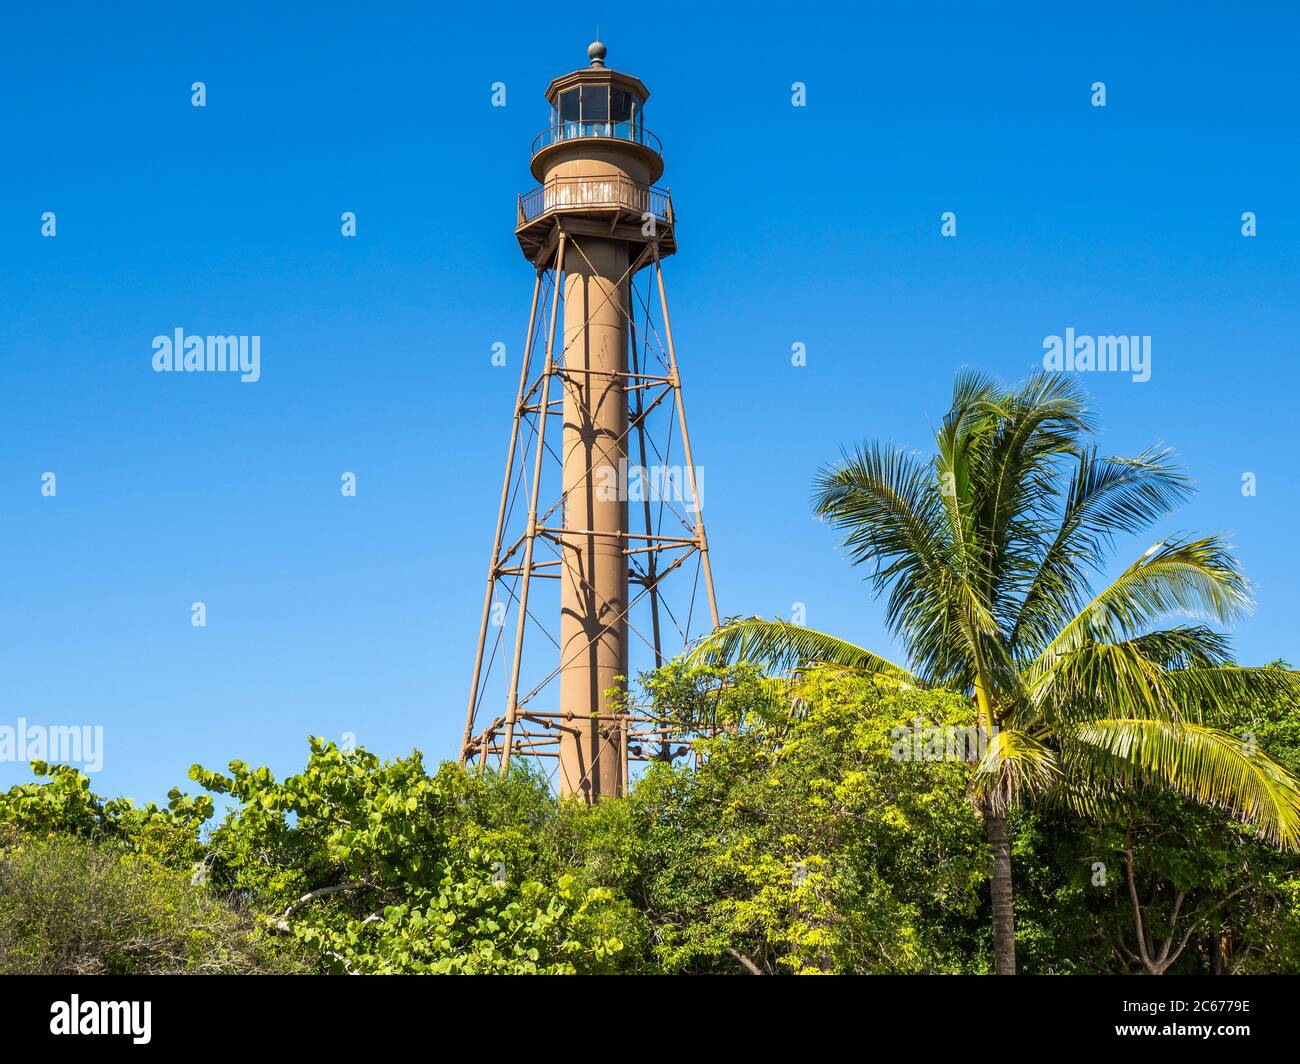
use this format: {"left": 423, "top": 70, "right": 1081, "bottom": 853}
{"left": 983, "top": 805, "right": 1017, "bottom": 974}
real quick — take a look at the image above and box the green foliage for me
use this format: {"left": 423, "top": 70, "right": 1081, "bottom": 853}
{"left": 691, "top": 372, "right": 1300, "bottom": 973}
{"left": 191, "top": 739, "right": 627, "bottom": 974}
{"left": 0, "top": 762, "right": 295, "bottom": 974}
{"left": 1, "top": 660, "right": 1297, "bottom": 975}
{"left": 695, "top": 373, "right": 1300, "bottom": 850}
{"left": 297, "top": 854, "right": 623, "bottom": 975}
{"left": 0, "top": 761, "right": 213, "bottom": 871}
{"left": 1012, "top": 662, "right": 1300, "bottom": 973}
{"left": 0, "top": 831, "right": 294, "bottom": 974}
{"left": 578, "top": 665, "right": 992, "bottom": 973}
{"left": 0, "top": 762, "right": 106, "bottom": 837}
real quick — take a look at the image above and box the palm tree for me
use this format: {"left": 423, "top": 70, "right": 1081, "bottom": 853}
{"left": 693, "top": 371, "right": 1300, "bottom": 975}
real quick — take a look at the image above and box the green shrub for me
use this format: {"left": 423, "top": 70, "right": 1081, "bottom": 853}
{"left": 0, "top": 831, "right": 301, "bottom": 974}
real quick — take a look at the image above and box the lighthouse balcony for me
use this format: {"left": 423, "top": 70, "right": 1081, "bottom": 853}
{"left": 515, "top": 176, "right": 676, "bottom": 262}
{"left": 518, "top": 176, "right": 672, "bottom": 225}
{"left": 531, "top": 121, "right": 662, "bottom": 157}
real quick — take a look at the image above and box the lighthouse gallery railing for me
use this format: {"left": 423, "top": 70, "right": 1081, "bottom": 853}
{"left": 517, "top": 176, "right": 673, "bottom": 227}
{"left": 530, "top": 122, "right": 662, "bottom": 157}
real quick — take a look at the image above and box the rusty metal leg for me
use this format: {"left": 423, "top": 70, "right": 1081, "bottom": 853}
{"left": 463, "top": 269, "right": 545, "bottom": 764}
{"left": 502, "top": 233, "right": 568, "bottom": 773}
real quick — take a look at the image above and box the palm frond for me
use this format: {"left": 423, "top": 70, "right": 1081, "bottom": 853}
{"left": 1025, "top": 626, "right": 1237, "bottom": 726}
{"left": 812, "top": 443, "right": 969, "bottom": 683}
{"left": 1011, "top": 447, "right": 1194, "bottom": 655}
{"left": 1160, "top": 666, "right": 1300, "bottom": 721}
{"left": 688, "top": 618, "right": 920, "bottom": 685}
{"left": 1028, "top": 639, "right": 1183, "bottom": 723}
{"left": 1028, "top": 536, "right": 1252, "bottom": 679}
{"left": 1067, "top": 718, "right": 1300, "bottom": 849}
{"left": 970, "top": 726, "right": 1063, "bottom": 815}
{"left": 812, "top": 443, "right": 951, "bottom": 589}
{"left": 933, "top": 375, "right": 1089, "bottom": 627}
{"left": 1113, "top": 626, "right": 1232, "bottom": 669}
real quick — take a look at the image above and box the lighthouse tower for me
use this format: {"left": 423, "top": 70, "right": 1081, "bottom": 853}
{"left": 462, "top": 41, "right": 718, "bottom": 800}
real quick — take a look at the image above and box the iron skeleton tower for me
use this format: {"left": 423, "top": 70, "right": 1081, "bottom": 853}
{"left": 462, "top": 41, "right": 719, "bottom": 800}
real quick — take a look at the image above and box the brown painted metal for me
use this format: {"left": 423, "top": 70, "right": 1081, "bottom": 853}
{"left": 557, "top": 233, "right": 629, "bottom": 799}
{"left": 652, "top": 245, "right": 720, "bottom": 631}
{"left": 462, "top": 269, "right": 543, "bottom": 762}
{"left": 462, "top": 43, "right": 719, "bottom": 800}
{"left": 501, "top": 233, "right": 567, "bottom": 773}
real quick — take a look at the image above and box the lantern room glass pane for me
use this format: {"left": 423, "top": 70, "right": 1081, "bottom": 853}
{"left": 547, "top": 85, "right": 653, "bottom": 149}
{"left": 559, "top": 89, "right": 580, "bottom": 123}
{"left": 580, "top": 84, "right": 609, "bottom": 126}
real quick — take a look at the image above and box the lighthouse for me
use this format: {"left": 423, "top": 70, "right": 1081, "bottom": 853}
{"left": 463, "top": 41, "right": 718, "bottom": 800}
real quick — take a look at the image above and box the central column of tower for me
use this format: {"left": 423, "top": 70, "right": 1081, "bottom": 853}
{"left": 559, "top": 236, "right": 629, "bottom": 799}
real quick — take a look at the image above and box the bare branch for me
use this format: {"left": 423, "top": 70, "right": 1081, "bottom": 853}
{"left": 272, "top": 881, "right": 368, "bottom": 933}
{"left": 726, "top": 947, "right": 763, "bottom": 975}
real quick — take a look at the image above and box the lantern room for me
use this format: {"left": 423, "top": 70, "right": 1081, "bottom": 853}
{"left": 529, "top": 41, "right": 663, "bottom": 184}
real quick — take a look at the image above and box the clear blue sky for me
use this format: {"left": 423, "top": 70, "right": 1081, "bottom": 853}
{"left": 3, "top": 2, "right": 1298, "bottom": 803}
